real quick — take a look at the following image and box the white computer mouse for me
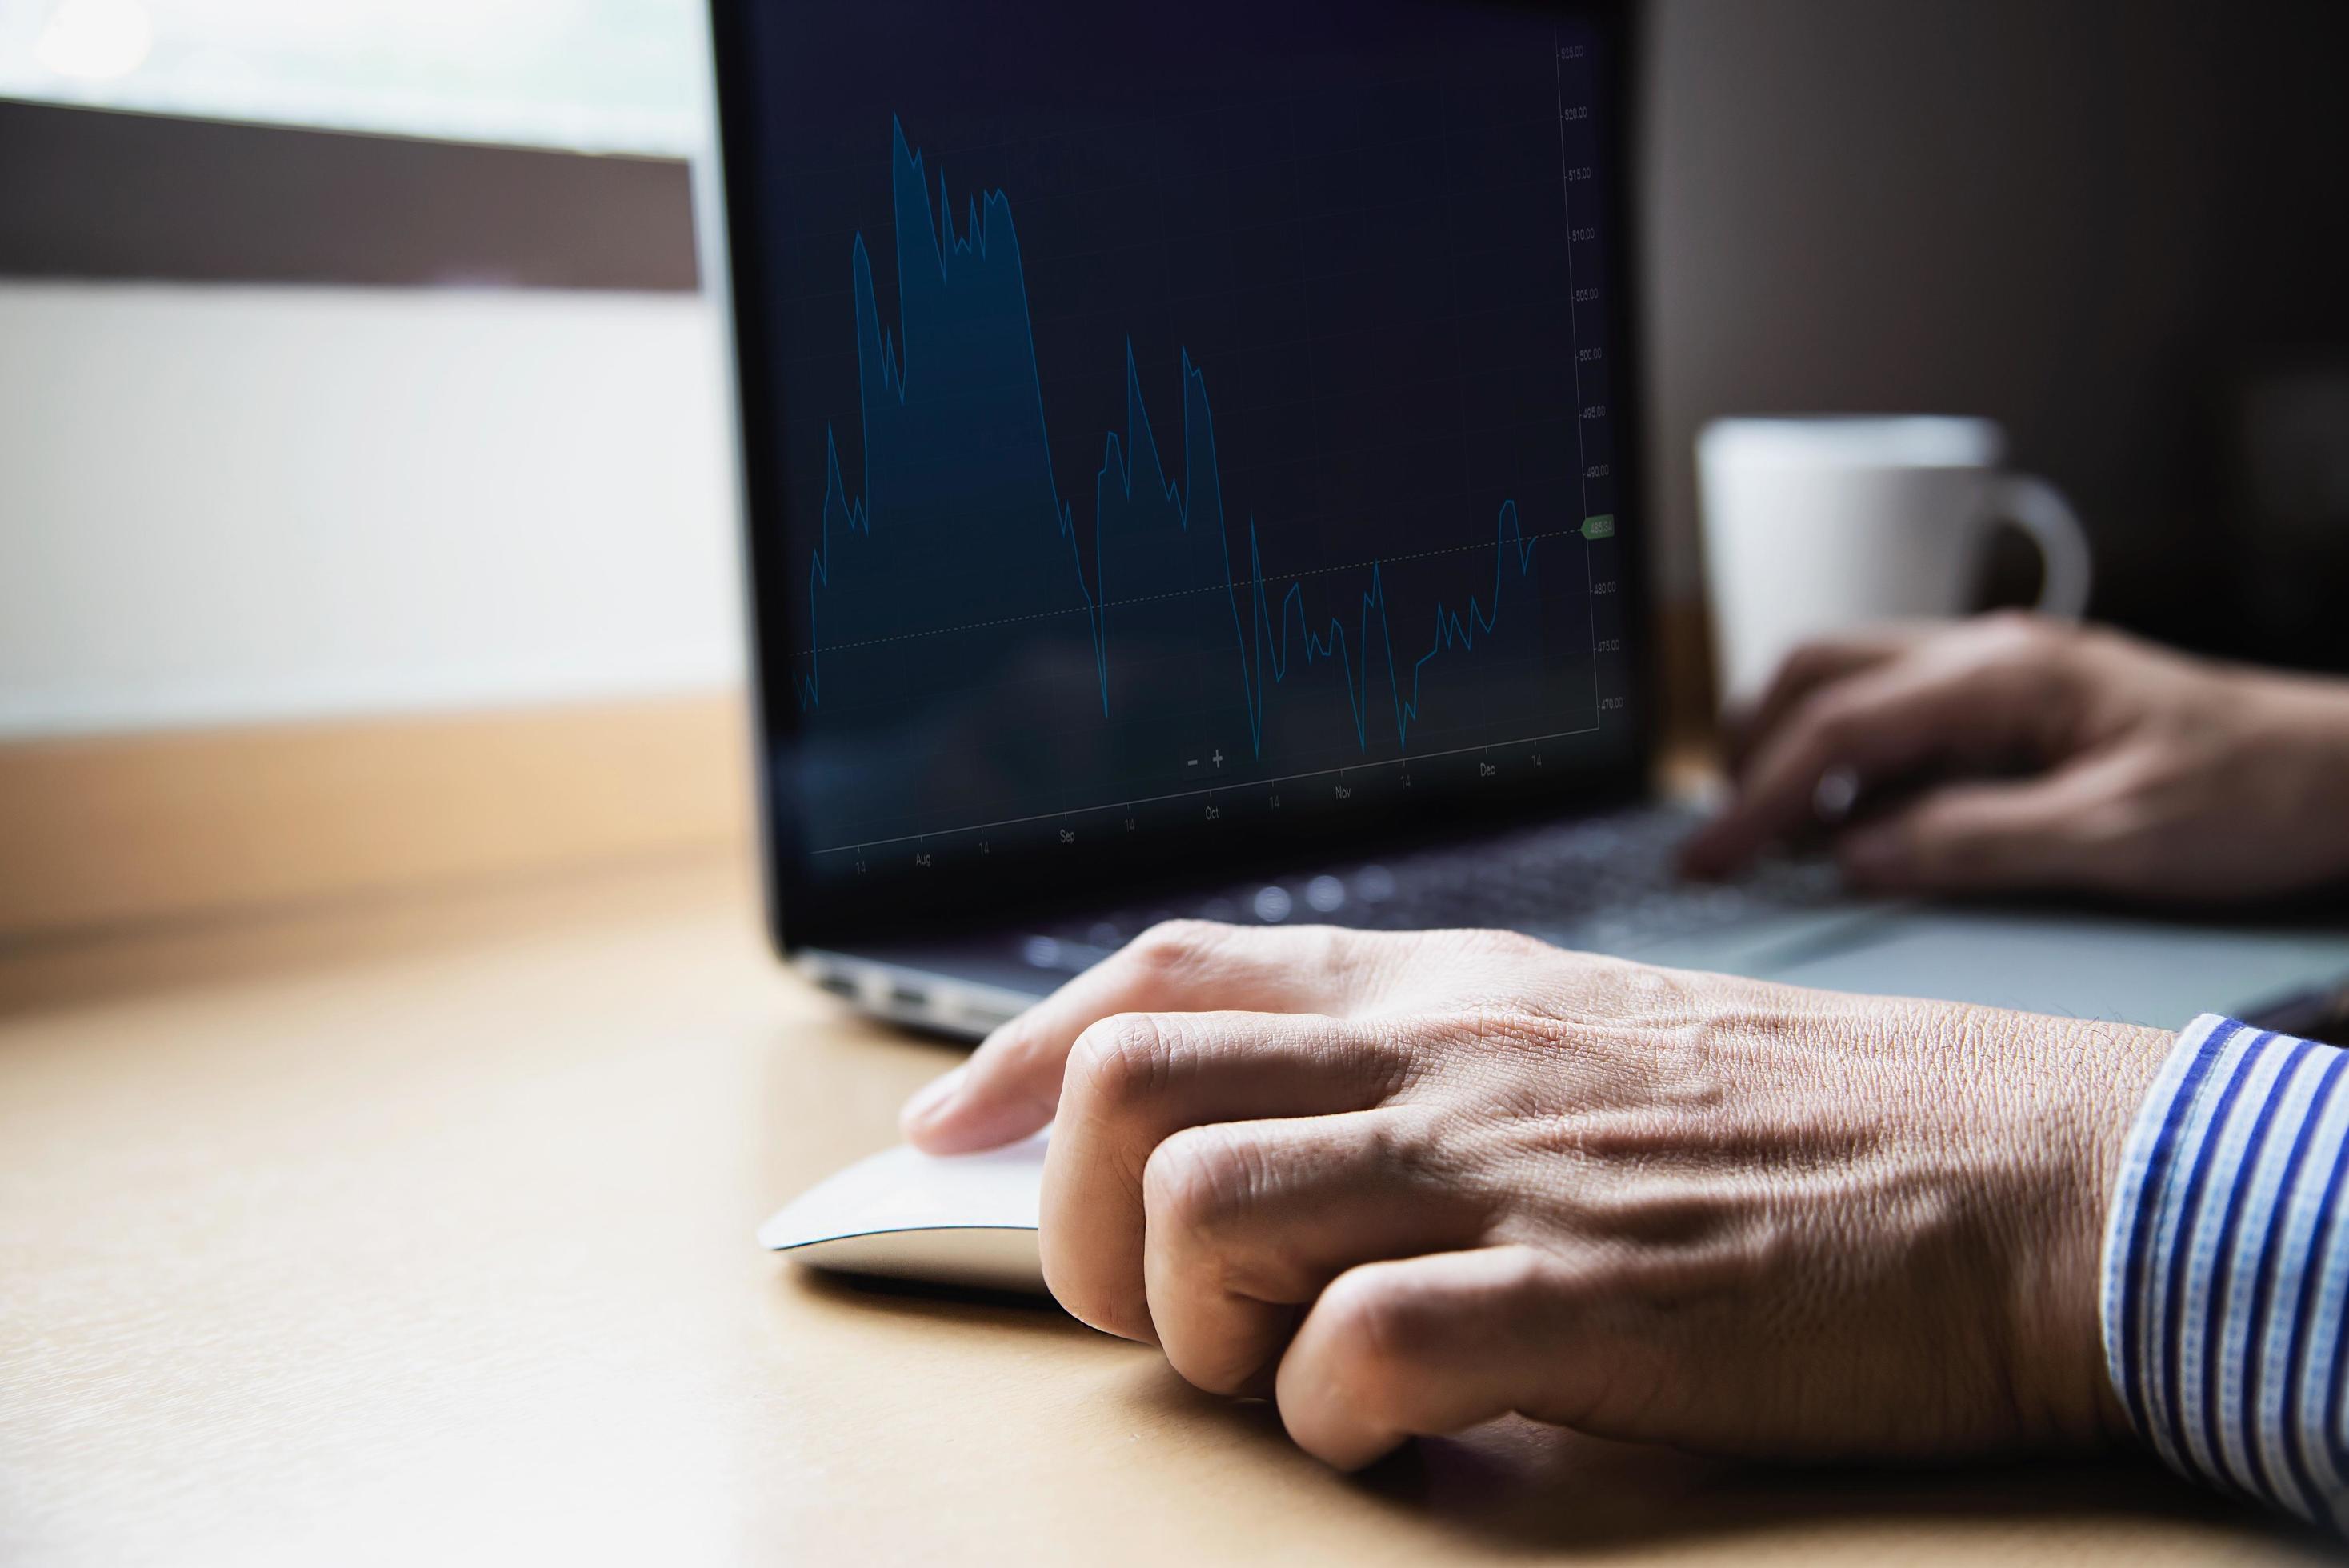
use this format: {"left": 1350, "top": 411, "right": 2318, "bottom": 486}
{"left": 758, "top": 1131, "right": 1050, "bottom": 1292}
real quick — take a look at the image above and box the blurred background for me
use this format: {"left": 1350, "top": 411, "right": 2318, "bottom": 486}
{"left": 3, "top": 0, "right": 2346, "bottom": 938}
{"left": 0, "top": 0, "right": 729, "bottom": 742}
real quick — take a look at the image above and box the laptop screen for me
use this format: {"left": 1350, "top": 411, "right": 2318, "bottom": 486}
{"left": 713, "top": 0, "right": 1648, "bottom": 947}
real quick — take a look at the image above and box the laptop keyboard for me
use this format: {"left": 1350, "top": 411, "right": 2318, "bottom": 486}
{"left": 1019, "top": 802, "right": 1845, "bottom": 974}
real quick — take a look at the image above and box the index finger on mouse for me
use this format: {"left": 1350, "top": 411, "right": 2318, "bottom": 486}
{"left": 900, "top": 921, "right": 1392, "bottom": 1154}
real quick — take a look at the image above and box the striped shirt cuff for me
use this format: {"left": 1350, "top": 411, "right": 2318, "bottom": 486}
{"left": 2101, "top": 1013, "right": 2349, "bottom": 1530}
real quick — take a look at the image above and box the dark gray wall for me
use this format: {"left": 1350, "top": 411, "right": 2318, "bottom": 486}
{"left": 1640, "top": 0, "right": 2349, "bottom": 662}
{"left": 0, "top": 100, "right": 696, "bottom": 290}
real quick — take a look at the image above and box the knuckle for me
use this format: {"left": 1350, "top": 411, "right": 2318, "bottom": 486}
{"left": 1798, "top": 688, "right": 1871, "bottom": 754}
{"left": 1939, "top": 840, "right": 2013, "bottom": 886}
{"left": 1979, "top": 606, "right": 2055, "bottom": 643}
{"left": 1142, "top": 1124, "right": 1257, "bottom": 1234}
{"left": 1473, "top": 927, "right": 1551, "bottom": 962}
{"left": 986, "top": 1014, "right": 1063, "bottom": 1079}
{"left": 1127, "top": 918, "right": 1222, "bottom": 976}
{"left": 1290, "top": 922, "right": 1374, "bottom": 985}
{"left": 1308, "top": 922, "right": 1367, "bottom": 970}
{"left": 1975, "top": 609, "right": 2071, "bottom": 669}
{"left": 1485, "top": 1243, "right": 1554, "bottom": 1306}
{"left": 1897, "top": 820, "right": 1964, "bottom": 879}
{"left": 2075, "top": 782, "right": 2164, "bottom": 877}
{"left": 1066, "top": 1012, "right": 1179, "bottom": 1116}
{"left": 2077, "top": 756, "right": 2163, "bottom": 838}
{"left": 1316, "top": 1267, "right": 1428, "bottom": 1391}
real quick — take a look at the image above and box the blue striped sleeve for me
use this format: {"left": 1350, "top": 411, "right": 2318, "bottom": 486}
{"left": 2102, "top": 1012, "right": 2349, "bottom": 1530}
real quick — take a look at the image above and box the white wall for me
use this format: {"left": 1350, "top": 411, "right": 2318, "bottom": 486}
{"left": 0, "top": 282, "right": 742, "bottom": 737}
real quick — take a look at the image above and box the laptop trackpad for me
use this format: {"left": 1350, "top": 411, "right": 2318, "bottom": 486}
{"left": 1747, "top": 910, "right": 2349, "bottom": 1029}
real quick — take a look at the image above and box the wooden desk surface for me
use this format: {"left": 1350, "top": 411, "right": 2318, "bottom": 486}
{"left": 0, "top": 857, "right": 2327, "bottom": 1565}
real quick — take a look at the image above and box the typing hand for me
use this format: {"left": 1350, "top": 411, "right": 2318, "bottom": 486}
{"left": 902, "top": 921, "right": 2168, "bottom": 1468}
{"left": 1679, "top": 612, "right": 2349, "bottom": 902}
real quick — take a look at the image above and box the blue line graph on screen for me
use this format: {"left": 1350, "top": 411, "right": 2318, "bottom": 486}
{"left": 796, "top": 117, "right": 1556, "bottom": 758}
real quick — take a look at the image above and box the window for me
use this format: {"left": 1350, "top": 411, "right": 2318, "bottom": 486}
{"left": 0, "top": 0, "right": 705, "bottom": 155}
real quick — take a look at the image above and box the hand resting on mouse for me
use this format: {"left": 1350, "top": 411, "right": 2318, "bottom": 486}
{"left": 899, "top": 918, "right": 2171, "bottom": 1470}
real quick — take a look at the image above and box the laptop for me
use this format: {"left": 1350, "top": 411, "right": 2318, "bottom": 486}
{"left": 703, "top": 0, "right": 2349, "bottom": 1044}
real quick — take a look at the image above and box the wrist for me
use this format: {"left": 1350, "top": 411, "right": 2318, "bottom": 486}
{"left": 1999, "top": 1013, "right": 2174, "bottom": 1450}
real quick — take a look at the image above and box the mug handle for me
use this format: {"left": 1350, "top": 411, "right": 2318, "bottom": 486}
{"left": 1989, "top": 474, "right": 2093, "bottom": 618}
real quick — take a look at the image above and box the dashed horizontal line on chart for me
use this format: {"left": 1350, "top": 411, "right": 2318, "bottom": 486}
{"left": 790, "top": 527, "right": 1595, "bottom": 658}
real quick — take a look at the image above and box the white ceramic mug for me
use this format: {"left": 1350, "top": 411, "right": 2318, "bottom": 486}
{"left": 1696, "top": 416, "right": 2092, "bottom": 706}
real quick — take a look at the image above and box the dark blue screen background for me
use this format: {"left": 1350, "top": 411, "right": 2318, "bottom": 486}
{"left": 725, "top": 0, "right": 1636, "bottom": 912}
